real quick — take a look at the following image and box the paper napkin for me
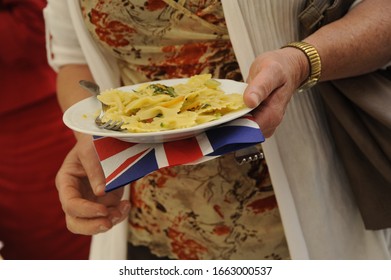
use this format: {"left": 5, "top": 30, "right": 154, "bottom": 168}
{"left": 93, "top": 115, "right": 264, "bottom": 192}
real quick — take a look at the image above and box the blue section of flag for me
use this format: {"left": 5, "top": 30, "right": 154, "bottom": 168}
{"left": 105, "top": 149, "right": 159, "bottom": 192}
{"left": 206, "top": 125, "right": 264, "bottom": 156}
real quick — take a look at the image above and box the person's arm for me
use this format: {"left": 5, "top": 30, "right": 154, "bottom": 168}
{"left": 244, "top": 0, "right": 391, "bottom": 137}
{"left": 56, "top": 64, "right": 105, "bottom": 192}
{"left": 54, "top": 64, "right": 130, "bottom": 235}
{"left": 56, "top": 64, "right": 93, "bottom": 112}
{"left": 45, "top": 0, "right": 130, "bottom": 235}
{"left": 305, "top": 0, "right": 391, "bottom": 81}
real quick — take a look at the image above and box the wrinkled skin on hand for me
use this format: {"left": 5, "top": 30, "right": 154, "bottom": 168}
{"left": 243, "top": 48, "right": 308, "bottom": 137}
{"left": 55, "top": 134, "right": 130, "bottom": 235}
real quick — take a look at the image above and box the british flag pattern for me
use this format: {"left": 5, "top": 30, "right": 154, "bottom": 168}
{"left": 93, "top": 115, "right": 264, "bottom": 192}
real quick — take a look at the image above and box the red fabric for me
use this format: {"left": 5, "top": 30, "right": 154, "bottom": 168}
{"left": 0, "top": 0, "right": 56, "bottom": 114}
{"left": 0, "top": 0, "right": 91, "bottom": 259}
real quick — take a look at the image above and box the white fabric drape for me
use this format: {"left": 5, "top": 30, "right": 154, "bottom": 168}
{"left": 222, "top": 0, "right": 308, "bottom": 260}
{"left": 223, "top": 0, "right": 391, "bottom": 259}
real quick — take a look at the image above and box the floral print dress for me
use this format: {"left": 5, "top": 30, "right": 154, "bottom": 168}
{"left": 80, "top": 0, "right": 290, "bottom": 260}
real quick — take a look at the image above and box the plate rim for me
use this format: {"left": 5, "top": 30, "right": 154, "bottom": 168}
{"left": 63, "top": 78, "right": 251, "bottom": 143}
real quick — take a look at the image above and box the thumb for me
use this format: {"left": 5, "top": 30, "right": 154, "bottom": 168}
{"left": 76, "top": 134, "right": 107, "bottom": 196}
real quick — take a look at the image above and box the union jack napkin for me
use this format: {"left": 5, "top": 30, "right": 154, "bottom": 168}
{"left": 93, "top": 115, "right": 264, "bottom": 192}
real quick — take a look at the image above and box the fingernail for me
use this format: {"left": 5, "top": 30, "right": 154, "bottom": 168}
{"left": 111, "top": 216, "right": 120, "bottom": 225}
{"left": 95, "top": 184, "right": 106, "bottom": 195}
{"left": 120, "top": 203, "right": 130, "bottom": 215}
{"left": 96, "top": 211, "right": 107, "bottom": 217}
{"left": 248, "top": 92, "right": 261, "bottom": 107}
{"left": 98, "top": 225, "right": 109, "bottom": 233}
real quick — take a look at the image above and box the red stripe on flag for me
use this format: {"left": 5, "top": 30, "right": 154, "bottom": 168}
{"left": 163, "top": 137, "right": 203, "bottom": 166}
{"left": 105, "top": 150, "right": 146, "bottom": 183}
{"left": 94, "top": 137, "right": 137, "bottom": 161}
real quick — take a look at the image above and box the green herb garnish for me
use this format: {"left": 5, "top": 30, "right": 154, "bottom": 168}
{"left": 148, "top": 84, "right": 176, "bottom": 97}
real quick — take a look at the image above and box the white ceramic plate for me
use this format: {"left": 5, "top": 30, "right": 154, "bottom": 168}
{"left": 63, "top": 78, "right": 252, "bottom": 143}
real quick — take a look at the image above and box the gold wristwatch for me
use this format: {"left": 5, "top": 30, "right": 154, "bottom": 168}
{"left": 282, "top": 41, "right": 322, "bottom": 92}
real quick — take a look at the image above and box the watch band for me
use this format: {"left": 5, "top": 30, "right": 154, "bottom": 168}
{"left": 282, "top": 41, "right": 322, "bottom": 92}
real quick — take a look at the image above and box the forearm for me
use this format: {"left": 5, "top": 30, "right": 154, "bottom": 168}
{"left": 304, "top": 0, "right": 391, "bottom": 81}
{"left": 57, "top": 64, "right": 96, "bottom": 142}
{"left": 57, "top": 64, "right": 94, "bottom": 112}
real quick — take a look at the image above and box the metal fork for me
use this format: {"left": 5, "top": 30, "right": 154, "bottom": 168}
{"left": 95, "top": 118, "right": 124, "bottom": 131}
{"left": 79, "top": 80, "right": 124, "bottom": 131}
{"left": 234, "top": 145, "right": 264, "bottom": 165}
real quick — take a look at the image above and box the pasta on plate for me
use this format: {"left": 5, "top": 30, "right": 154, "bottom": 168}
{"left": 97, "top": 74, "right": 246, "bottom": 133}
